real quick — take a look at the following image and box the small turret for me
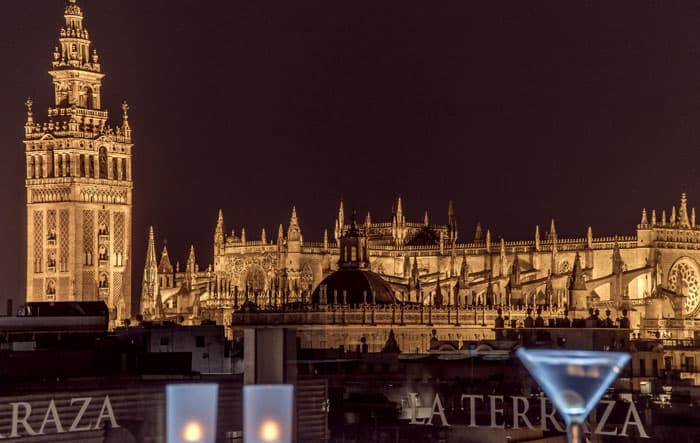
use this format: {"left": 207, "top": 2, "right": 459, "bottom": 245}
{"left": 140, "top": 226, "right": 159, "bottom": 317}
{"left": 323, "top": 228, "right": 329, "bottom": 251}
{"left": 214, "top": 209, "right": 224, "bottom": 254}
{"left": 474, "top": 222, "right": 483, "bottom": 242}
{"left": 121, "top": 101, "right": 131, "bottom": 139}
{"left": 335, "top": 200, "right": 345, "bottom": 242}
{"left": 549, "top": 218, "right": 557, "bottom": 242}
{"left": 671, "top": 206, "right": 677, "bottom": 225}
{"left": 261, "top": 228, "right": 267, "bottom": 244}
{"left": 535, "top": 225, "right": 541, "bottom": 251}
{"left": 662, "top": 209, "right": 667, "bottom": 225}
{"left": 651, "top": 209, "right": 657, "bottom": 225}
{"left": 693, "top": 208, "right": 696, "bottom": 228}
{"left": 485, "top": 229, "right": 491, "bottom": 253}
{"left": 185, "top": 244, "right": 197, "bottom": 291}
{"left": 423, "top": 210, "right": 429, "bottom": 227}
{"left": 287, "top": 206, "right": 302, "bottom": 244}
{"left": 240, "top": 227, "right": 247, "bottom": 244}
{"left": 570, "top": 251, "right": 586, "bottom": 291}
{"left": 640, "top": 208, "right": 648, "bottom": 225}
{"left": 679, "top": 193, "right": 690, "bottom": 227}
{"left": 277, "top": 224, "right": 284, "bottom": 246}
{"left": 24, "top": 98, "right": 34, "bottom": 136}
{"left": 587, "top": 226, "right": 593, "bottom": 249}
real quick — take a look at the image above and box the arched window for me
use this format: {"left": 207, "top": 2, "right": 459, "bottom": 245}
{"left": 112, "top": 158, "right": 119, "bottom": 180}
{"left": 121, "top": 158, "right": 128, "bottom": 180}
{"left": 38, "top": 156, "right": 44, "bottom": 178}
{"left": 79, "top": 87, "right": 94, "bottom": 109}
{"left": 57, "top": 155, "right": 63, "bottom": 177}
{"left": 351, "top": 246, "right": 358, "bottom": 261}
{"left": 79, "top": 154, "right": 86, "bottom": 177}
{"left": 98, "top": 147, "right": 108, "bottom": 179}
{"left": 46, "top": 145, "right": 55, "bottom": 178}
{"left": 65, "top": 155, "right": 71, "bottom": 176}
{"left": 28, "top": 157, "right": 35, "bottom": 179}
{"left": 89, "top": 155, "right": 95, "bottom": 178}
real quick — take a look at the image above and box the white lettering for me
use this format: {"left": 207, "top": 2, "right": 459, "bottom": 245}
{"left": 489, "top": 395, "right": 505, "bottom": 429}
{"left": 93, "top": 396, "right": 119, "bottom": 430}
{"left": 10, "top": 402, "right": 37, "bottom": 438}
{"left": 38, "top": 400, "right": 65, "bottom": 435}
{"left": 408, "top": 393, "right": 427, "bottom": 425}
{"left": 69, "top": 397, "right": 92, "bottom": 432}
{"left": 594, "top": 400, "right": 618, "bottom": 436}
{"left": 620, "top": 401, "right": 650, "bottom": 438}
{"left": 512, "top": 396, "right": 534, "bottom": 429}
{"left": 460, "top": 394, "right": 483, "bottom": 427}
{"left": 539, "top": 396, "right": 565, "bottom": 432}
{"left": 430, "top": 394, "right": 449, "bottom": 426}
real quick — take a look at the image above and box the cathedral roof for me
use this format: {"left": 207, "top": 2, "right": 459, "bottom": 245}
{"left": 311, "top": 269, "right": 396, "bottom": 305}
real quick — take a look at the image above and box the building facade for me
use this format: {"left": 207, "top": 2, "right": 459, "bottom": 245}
{"left": 25, "top": 0, "right": 133, "bottom": 324}
{"left": 145, "top": 194, "right": 700, "bottom": 344}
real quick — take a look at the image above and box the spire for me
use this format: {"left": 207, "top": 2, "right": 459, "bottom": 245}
{"left": 214, "top": 209, "right": 224, "bottom": 249}
{"left": 448, "top": 200, "right": 454, "bottom": 221}
{"left": 140, "top": 226, "right": 159, "bottom": 318}
{"left": 662, "top": 210, "right": 667, "bottom": 225}
{"left": 640, "top": 208, "right": 648, "bottom": 225}
{"left": 535, "top": 225, "right": 541, "bottom": 251}
{"left": 570, "top": 251, "right": 586, "bottom": 290}
{"left": 587, "top": 226, "right": 593, "bottom": 249}
{"left": 651, "top": 209, "right": 657, "bottom": 225}
{"left": 693, "top": 208, "right": 696, "bottom": 228}
{"left": 287, "top": 206, "right": 302, "bottom": 242}
{"left": 671, "top": 206, "right": 677, "bottom": 225}
{"left": 277, "top": 224, "right": 284, "bottom": 245}
{"left": 549, "top": 219, "right": 557, "bottom": 242}
{"left": 423, "top": 210, "right": 429, "bottom": 226}
{"left": 240, "top": 227, "right": 247, "bottom": 244}
{"left": 485, "top": 229, "right": 491, "bottom": 253}
{"left": 335, "top": 200, "right": 345, "bottom": 242}
{"left": 474, "top": 222, "right": 483, "bottom": 242}
{"left": 396, "top": 195, "right": 404, "bottom": 221}
{"left": 261, "top": 228, "right": 267, "bottom": 244}
{"left": 158, "top": 243, "right": 173, "bottom": 274}
{"left": 365, "top": 211, "right": 372, "bottom": 227}
{"left": 323, "top": 229, "right": 329, "bottom": 250}
{"left": 185, "top": 244, "right": 197, "bottom": 290}
{"left": 679, "top": 193, "right": 690, "bottom": 227}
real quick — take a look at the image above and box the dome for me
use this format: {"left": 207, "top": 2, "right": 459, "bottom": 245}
{"left": 311, "top": 269, "right": 396, "bottom": 305}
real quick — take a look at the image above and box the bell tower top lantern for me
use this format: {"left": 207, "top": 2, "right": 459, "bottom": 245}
{"left": 49, "top": 0, "right": 105, "bottom": 119}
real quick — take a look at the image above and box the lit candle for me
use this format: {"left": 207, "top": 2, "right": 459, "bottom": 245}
{"left": 166, "top": 384, "right": 219, "bottom": 443}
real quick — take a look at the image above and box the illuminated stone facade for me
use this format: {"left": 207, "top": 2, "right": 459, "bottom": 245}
{"left": 25, "top": 0, "right": 133, "bottom": 324}
{"left": 146, "top": 193, "right": 700, "bottom": 345}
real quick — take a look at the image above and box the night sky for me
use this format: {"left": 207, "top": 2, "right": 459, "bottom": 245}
{"left": 2, "top": 0, "right": 700, "bottom": 308}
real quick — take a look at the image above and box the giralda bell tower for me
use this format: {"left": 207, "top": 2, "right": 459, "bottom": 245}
{"left": 24, "top": 0, "right": 133, "bottom": 324}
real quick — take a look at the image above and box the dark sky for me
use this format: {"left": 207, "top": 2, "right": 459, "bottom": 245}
{"left": 2, "top": 0, "right": 700, "bottom": 307}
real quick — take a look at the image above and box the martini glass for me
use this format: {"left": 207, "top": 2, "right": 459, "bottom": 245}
{"left": 516, "top": 348, "right": 630, "bottom": 443}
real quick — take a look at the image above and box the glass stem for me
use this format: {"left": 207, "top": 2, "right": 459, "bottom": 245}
{"left": 567, "top": 421, "right": 584, "bottom": 443}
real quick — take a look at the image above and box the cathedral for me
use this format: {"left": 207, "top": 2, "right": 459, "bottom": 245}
{"left": 24, "top": 0, "right": 133, "bottom": 325}
{"left": 141, "top": 191, "right": 700, "bottom": 346}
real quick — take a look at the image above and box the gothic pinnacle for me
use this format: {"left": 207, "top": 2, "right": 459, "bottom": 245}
{"left": 641, "top": 208, "right": 648, "bottom": 225}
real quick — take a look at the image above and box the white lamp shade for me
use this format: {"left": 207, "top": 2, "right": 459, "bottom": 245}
{"left": 166, "top": 383, "right": 219, "bottom": 443}
{"left": 244, "top": 385, "right": 294, "bottom": 443}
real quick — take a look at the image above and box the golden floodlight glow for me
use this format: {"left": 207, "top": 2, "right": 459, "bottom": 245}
{"left": 182, "top": 420, "right": 204, "bottom": 442}
{"left": 259, "top": 419, "right": 281, "bottom": 442}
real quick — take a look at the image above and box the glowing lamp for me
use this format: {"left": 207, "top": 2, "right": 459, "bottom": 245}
{"left": 244, "top": 385, "right": 293, "bottom": 443}
{"left": 166, "top": 384, "right": 219, "bottom": 443}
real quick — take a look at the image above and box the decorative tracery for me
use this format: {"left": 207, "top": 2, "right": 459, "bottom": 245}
{"left": 668, "top": 257, "right": 700, "bottom": 316}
